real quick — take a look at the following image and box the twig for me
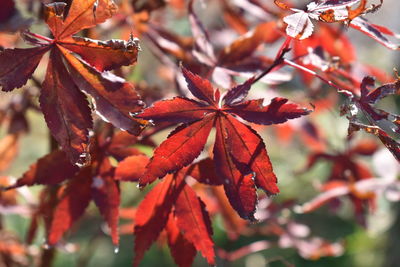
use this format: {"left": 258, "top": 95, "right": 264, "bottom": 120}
{"left": 283, "top": 58, "right": 354, "bottom": 98}
{"left": 252, "top": 37, "right": 292, "bottom": 84}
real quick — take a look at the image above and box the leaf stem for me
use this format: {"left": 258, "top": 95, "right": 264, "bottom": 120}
{"left": 23, "top": 30, "right": 53, "bottom": 43}
{"left": 252, "top": 37, "right": 292, "bottom": 84}
{"left": 283, "top": 58, "right": 354, "bottom": 98}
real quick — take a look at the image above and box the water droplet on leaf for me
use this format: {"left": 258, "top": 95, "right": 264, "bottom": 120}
{"left": 43, "top": 243, "right": 51, "bottom": 250}
{"left": 129, "top": 111, "right": 140, "bottom": 117}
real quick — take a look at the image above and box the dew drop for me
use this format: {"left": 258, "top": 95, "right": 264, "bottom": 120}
{"left": 349, "top": 104, "right": 358, "bottom": 116}
{"left": 88, "top": 130, "right": 95, "bottom": 137}
{"left": 293, "top": 205, "right": 304, "bottom": 214}
{"left": 75, "top": 161, "right": 85, "bottom": 168}
{"left": 224, "top": 179, "right": 230, "bottom": 184}
{"left": 129, "top": 111, "right": 140, "bottom": 117}
{"left": 75, "top": 152, "right": 91, "bottom": 168}
{"left": 43, "top": 243, "right": 51, "bottom": 250}
{"left": 114, "top": 246, "right": 119, "bottom": 254}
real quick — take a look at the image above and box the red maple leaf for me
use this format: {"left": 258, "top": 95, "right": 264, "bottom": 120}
{"left": 275, "top": 0, "right": 400, "bottom": 50}
{"left": 133, "top": 168, "right": 215, "bottom": 267}
{"left": 0, "top": 0, "right": 147, "bottom": 165}
{"left": 343, "top": 76, "right": 400, "bottom": 162}
{"left": 7, "top": 130, "right": 149, "bottom": 248}
{"left": 137, "top": 66, "right": 311, "bottom": 219}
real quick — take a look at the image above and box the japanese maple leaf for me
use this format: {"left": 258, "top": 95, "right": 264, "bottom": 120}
{"left": 301, "top": 139, "right": 378, "bottom": 225}
{"left": 275, "top": 0, "right": 399, "bottom": 50}
{"left": 137, "top": 67, "right": 311, "bottom": 220}
{"left": 343, "top": 76, "right": 400, "bottom": 162}
{"left": 275, "top": 0, "right": 366, "bottom": 40}
{"left": 0, "top": 0, "right": 147, "bottom": 166}
{"left": 6, "top": 130, "right": 149, "bottom": 248}
{"left": 133, "top": 169, "right": 214, "bottom": 267}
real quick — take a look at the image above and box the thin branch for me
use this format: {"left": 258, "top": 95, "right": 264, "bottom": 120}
{"left": 23, "top": 30, "right": 53, "bottom": 43}
{"left": 283, "top": 58, "right": 354, "bottom": 98}
{"left": 252, "top": 37, "right": 292, "bottom": 84}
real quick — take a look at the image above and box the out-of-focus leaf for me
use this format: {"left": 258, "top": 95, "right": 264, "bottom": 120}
{"left": 47, "top": 168, "right": 92, "bottom": 246}
{"left": 91, "top": 159, "right": 120, "bottom": 246}
{"left": 6, "top": 150, "right": 78, "bottom": 189}
{"left": 114, "top": 155, "right": 149, "bottom": 181}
